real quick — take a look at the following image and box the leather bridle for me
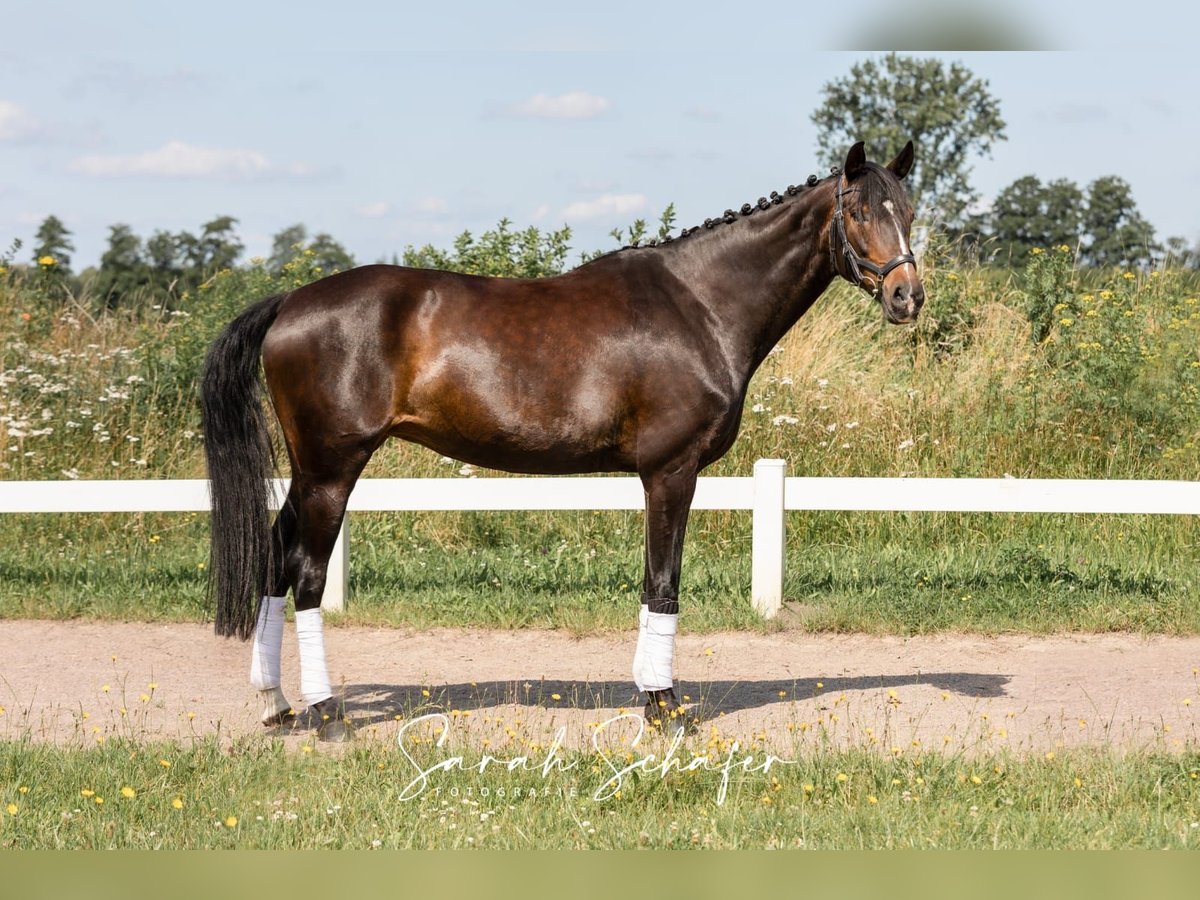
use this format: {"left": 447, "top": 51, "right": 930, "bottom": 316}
{"left": 830, "top": 174, "right": 916, "bottom": 301}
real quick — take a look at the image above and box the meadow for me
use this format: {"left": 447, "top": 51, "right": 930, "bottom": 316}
{"left": 3, "top": 244, "right": 1200, "bottom": 849}
{"left": 1, "top": 244, "right": 1197, "bottom": 634}
{"left": 2, "top": 728, "right": 1199, "bottom": 849}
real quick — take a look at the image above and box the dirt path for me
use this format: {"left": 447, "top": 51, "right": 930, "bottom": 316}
{"left": 3, "top": 620, "right": 1199, "bottom": 753}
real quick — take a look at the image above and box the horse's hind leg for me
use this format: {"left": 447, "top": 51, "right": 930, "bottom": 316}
{"left": 249, "top": 486, "right": 299, "bottom": 727}
{"left": 285, "top": 452, "right": 372, "bottom": 742}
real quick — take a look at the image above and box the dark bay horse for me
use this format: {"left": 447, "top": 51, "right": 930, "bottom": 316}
{"left": 200, "top": 141, "right": 923, "bottom": 740}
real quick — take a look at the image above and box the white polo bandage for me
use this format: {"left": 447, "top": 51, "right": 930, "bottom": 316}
{"left": 249, "top": 595, "right": 287, "bottom": 690}
{"left": 295, "top": 607, "right": 332, "bottom": 705}
{"left": 633, "top": 610, "right": 676, "bottom": 691}
{"left": 631, "top": 604, "right": 649, "bottom": 685}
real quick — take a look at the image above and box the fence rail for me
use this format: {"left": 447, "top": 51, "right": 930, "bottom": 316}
{"left": 2, "top": 460, "right": 1197, "bottom": 617}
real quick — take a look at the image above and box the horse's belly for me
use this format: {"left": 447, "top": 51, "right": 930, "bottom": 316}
{"left": 394, "top": 364, "right": 635, "bottom": 474}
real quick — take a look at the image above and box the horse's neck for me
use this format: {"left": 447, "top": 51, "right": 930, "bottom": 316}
{"left": 669, "top": 190, "right": 836, "bottom": 385}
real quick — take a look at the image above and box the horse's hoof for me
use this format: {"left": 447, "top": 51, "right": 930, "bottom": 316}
{"left": 261, "top": 708, "right": 297, "bottom": 728}
{"left": 643, "top": 694, "right": 695, "bottom": 738}
{"left": 311, "top": 698, "right": 354, "bottom": 742}
{"left": 317, "top": 717, "right": 355, "bottom": 743}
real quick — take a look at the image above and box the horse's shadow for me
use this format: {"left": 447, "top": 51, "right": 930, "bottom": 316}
{"left": 335, "top": 671, "right": 1010, "bottom": 729}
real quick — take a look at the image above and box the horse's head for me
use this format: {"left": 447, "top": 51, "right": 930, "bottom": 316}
{"left": 829, "top": 140, "right": 924, "bottom": 324}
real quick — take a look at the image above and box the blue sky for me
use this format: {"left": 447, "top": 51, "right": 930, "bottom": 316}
{"left": 3, "top": 2, "right": 1198, "bottom": 268}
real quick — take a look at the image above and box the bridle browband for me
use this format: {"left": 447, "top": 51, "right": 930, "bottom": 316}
{"left": 830, "top": 173, "right": 916, "bottom": 301}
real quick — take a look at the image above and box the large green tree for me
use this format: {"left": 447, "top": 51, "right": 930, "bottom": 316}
{"left": 1082, "top": 176, "right": 1157, "bottom": 268}
{"left": 988, "top": 175, "right": 1085, "bottom": 262}
{"left": 811, "top": 53, "right": 1007, "bottom": 225}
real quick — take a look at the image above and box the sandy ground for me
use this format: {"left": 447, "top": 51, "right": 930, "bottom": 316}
{"left": 3, "top": 619, "right": 1200, "bottom": 754}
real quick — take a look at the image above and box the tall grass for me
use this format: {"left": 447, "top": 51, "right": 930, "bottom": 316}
{"left": 1, "top": 247, "right": 1197, "bottom": 632}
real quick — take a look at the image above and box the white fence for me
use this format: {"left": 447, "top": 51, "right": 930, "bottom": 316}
{"left": 1, "top": 458, "right": 1198, "bottom": 618}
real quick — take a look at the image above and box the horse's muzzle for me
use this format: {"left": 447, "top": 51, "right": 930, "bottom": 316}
{"left": 883, "top": 280, "right": 925, "bottom": 324}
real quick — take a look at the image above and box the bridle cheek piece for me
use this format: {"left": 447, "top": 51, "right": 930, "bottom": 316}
{"left": 830, "top": 175, "right": 916, "bottom": 302}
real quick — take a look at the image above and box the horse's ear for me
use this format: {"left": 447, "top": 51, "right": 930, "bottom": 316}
{"left": 887, "top": 140, "right": 915, "bottom": 179}
{"left": 843, "top": 141, "right": 867, "bottom": 179}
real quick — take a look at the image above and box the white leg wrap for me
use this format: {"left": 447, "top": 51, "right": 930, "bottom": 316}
{"left": 633, "top": 611, "right": 676, "bottom": 692}
{"left": 631, "top": 604, "right": 649, "bottom": 687}
{"left": 295, "top": 607, "right": 332, "bottom": 706}
{"left": 249, "top": 595, "right": 288, "bottom": 690}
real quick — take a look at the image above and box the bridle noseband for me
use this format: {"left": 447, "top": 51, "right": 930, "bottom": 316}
{"left": 830, "top": 174, "right": 916, "bottom": 301}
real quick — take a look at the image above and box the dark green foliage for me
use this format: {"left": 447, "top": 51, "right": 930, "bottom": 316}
{"left": 1082, "top": 176, "right": 1158, "bottom": 268}
{"left": 267, "top": 224, "right": 355, "bottom": 275}
{"left": 402, "top": 217, "right": 573, "bottom": 278}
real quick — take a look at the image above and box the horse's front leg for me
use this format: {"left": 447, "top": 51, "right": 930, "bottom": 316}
{"left": 635, "top": 461, "right": 699, "bottom": 736}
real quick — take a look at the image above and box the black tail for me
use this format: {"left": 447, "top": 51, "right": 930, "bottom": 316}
{"left": 200, "top": 292, "right": 288, "bottom": 639}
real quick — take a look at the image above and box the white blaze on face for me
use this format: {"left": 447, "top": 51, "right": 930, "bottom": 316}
{"left": 882, "top": 200, "right": 911, "bottom": 255}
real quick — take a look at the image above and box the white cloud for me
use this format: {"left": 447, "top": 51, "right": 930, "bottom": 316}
{"left": 357, "top": 201, "right": 391, "bottom": 218}
{"left": 531, "top": 204, "right": 550, "bottom": 221}
{"left": 562, "top": 193, "right": 647, "bottom": 220}
{"left": 0, "top": 100, "right": 44, "bottom": 142}
{"left": 512, "top": 91, "right": 612, "bottom": 119}
{"left": 67, "top": 140, "right": 317, "bottom": 181}
{"left": 415, "top": 196, "right": 448, "bottom": 215}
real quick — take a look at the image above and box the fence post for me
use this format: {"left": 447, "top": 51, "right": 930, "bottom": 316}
{"left": 321, "top": 514, "right": 349, "bottom": 612}
{"left": 751, "top": 458, "right": 786, "bottom": 618}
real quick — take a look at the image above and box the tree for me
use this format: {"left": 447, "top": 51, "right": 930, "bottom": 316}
{"left": 268, "top": 223, "right": 355, "bottom": 274}
{"left": 95, "top": 224, "right": 148, "bottom": 308}
{"left": 1164, "top": 236, "right": 1198, "bottom": 269}
{"left": 988, "top": 175, "right": 1084, "bottom": 263}
{"left": 811, "top": 53, "right": 1007, "bottom": 226}
{"left": 32, "top": 215, "right": 75, "bottom": 275}
{"left": 179, "top": 215, "right": 243, "bottom": 279}
{"left": 306, "top": 233, "right": 355, "bottom": 273}
{"left": 268, "top": 224, "right": 309, "bottom": 274}
{"left": 1082, "top": 176, "right": 1157, "bottom": 268}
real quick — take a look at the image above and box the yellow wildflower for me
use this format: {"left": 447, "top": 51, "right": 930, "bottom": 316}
{"left": 120, "top": 786, "right": 136, "bottom": 798}
{"left": 225, "top": 816, "right": 238, "bottom": 828}
{"left": 172, "top": 797, "right": 184, "bottom": 810}
{"left": 37, "top": 255, "right": 55, "bottom": 266}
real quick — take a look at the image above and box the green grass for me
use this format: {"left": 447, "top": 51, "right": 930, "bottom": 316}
{"left": 0, "top": 508, "right": 1195, "bottom": 635}
{"left": 3, "top": 736, "right": 1200, "bottom": 848}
